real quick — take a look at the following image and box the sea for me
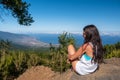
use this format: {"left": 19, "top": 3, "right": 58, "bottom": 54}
{"left": 28, "top": 33, "right": 120, "bottom": 46}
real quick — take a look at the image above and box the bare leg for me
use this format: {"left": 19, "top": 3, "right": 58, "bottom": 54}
{"left": 67, "top": 44, "right": 78, "bottom": 71}
{"left": 68, "top": 44, "right": 75, "bottom": 55}
{"left": 67, "top": 44, "right": 75, "bottom": 64}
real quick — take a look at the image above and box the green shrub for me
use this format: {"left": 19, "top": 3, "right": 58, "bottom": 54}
{"left": 104, "top": 42, "right": 120, "bottom": 59}
{"left": 0, "top": 54, "right": 13, "bottom": 80}
{"left": 49, "top": 32, "right": 75, "bottom": 72}
{"left": 12, "top": 51, "right": 28, "bottom": 74}
{"left": 27, "top": 53, "right": 40, "bottom": 68}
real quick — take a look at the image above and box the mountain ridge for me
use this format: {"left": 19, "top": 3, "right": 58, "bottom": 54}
{"left": 0, "top": 31, "right": 50, "bottom": 48}
{"left": 25, "top": 33, "right": 120, "bottom": 45}
{"left": 19, "top": 31, "right": 120, "bottom": 36}
{"left": 0, "top": 31, "right": 120, "bottom": 48}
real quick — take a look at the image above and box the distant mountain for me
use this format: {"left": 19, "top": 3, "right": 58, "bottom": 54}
{"left": 0, "top": 31, "right": 50, "bottom": 48}
{"left": 1, "top": 31, "right": 119, "bottom": 49}
{"left": 26, "top": 33, "right": 120, "bottom": 46}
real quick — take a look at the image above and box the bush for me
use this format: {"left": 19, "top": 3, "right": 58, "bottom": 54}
{"left": 49, "top": 32, "right": 75, "bottom": 72}
{"left": 104, "top": 42, "right": 120, "bottom": 59}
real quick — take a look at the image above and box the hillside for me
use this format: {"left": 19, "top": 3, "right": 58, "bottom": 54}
{"left": 0, "top": 31, "right": 50, "bottom": 48}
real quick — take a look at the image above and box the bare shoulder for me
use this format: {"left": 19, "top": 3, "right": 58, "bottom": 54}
{"left": 86, "top": 43, "right": 93, "bottom": 55}
{"left": 82, "top": 43, "right": 93, "bottom": 51}
{"left": 82, "top": 43, "right": 89, "bottom": 49}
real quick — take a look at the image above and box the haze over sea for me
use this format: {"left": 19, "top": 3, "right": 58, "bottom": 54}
{"left": 27, "top": 33, "right": 120, "bottom": 46}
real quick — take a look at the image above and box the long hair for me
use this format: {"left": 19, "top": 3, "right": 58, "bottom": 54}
{"left": 83, "top": 24, "right": 104, "bottom": 63}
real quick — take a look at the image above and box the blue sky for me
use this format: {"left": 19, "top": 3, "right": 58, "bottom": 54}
{"left": 0, "top": 0, "right": 120, "bottom": 34}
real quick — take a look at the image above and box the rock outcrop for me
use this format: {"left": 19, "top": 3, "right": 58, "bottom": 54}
{"left": 70, "top": 58, "right": 120, "bottom": 80}
{"left": 16, "top": 58, "right": 120, "bottom": 80}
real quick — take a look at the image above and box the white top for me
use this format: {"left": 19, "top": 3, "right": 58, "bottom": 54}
{"left": 75, "top": 54, "right": 98, "bottom": 75}
{"left": 75, "top": 42, "right": 98, "bottom": 75}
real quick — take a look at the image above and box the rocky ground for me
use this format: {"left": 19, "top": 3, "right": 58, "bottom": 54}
{"left": 16, "top": 58, "right": 120, "bottom": 80}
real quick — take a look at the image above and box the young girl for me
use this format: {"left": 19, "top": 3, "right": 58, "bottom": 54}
{"left": 68, "top": 24, "right": 104, "bottom": 75}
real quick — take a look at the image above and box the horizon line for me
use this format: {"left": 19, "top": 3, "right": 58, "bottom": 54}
{"left": 0, "top": 30, "right": 120, "bottom": 36}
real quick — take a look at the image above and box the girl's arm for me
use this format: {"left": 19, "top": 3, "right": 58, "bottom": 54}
{"left": 68, "top": 43, "right": 88, "bottom": 61}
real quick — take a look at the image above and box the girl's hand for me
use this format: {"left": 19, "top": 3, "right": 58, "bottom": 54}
{"left": 68, "top": 54, "right": 72, "bottom": 61}
{"left": 67, "top": 54, "right": 72, "bottom": 63}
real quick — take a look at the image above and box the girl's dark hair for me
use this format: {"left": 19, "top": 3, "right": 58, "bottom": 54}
{"left": 83, "top": 24, "right": 104, "bottom": 63}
